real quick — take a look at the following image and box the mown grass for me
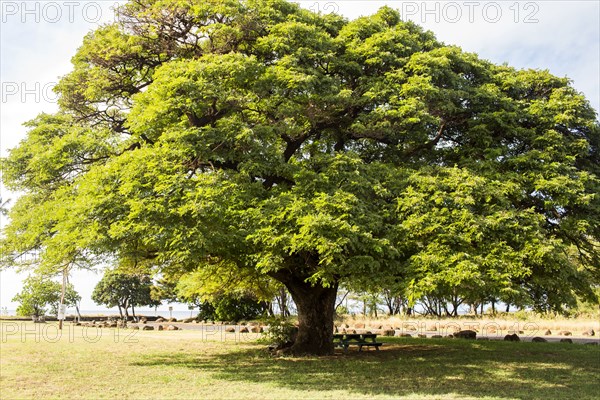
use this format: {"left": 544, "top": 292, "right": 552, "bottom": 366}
{"left": 1, "top": 322, "right": 598, "bottom": 399}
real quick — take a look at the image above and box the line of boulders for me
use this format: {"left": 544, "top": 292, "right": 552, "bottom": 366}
{"left": 333, "top": 323, "right": 597, "bottom": 343}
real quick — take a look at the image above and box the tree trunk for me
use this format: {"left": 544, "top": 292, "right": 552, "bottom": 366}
{"left": 281, "top": 275, "right": 338, "bottom": 356}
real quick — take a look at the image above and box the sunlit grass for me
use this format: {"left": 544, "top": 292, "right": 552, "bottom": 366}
{"left": 1, "top": 322, "right": 598, "bottom": 399}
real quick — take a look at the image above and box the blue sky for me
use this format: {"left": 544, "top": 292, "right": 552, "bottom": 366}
{"left": 1, "top": 0, "right": 599, "bottom": 312}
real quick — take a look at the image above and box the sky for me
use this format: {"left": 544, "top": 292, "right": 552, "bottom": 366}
{"left": 1, "top": 0, "right": 599, "bottom": 313}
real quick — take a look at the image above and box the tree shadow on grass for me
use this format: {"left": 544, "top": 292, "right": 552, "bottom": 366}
{"left": 131, "top": 339, "right": 600, "bottom": 399}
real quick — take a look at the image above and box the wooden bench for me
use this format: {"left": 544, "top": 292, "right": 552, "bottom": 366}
{"left": 333, "top": 333, "right": 383, "bottom": 353}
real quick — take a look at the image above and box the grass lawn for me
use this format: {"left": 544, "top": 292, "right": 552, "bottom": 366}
{"left": 1, "top": 322, "right": 599, "bottom": 399}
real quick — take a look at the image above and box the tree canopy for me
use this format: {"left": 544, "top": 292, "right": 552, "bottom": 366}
{"left": 91, "top": 270, "right": 160, "bottom": 319}
{"left": 13, "top": 275, "right": 80, "bottom": 319}
{"left": 1, "top": 0, "right": 599, "bottom": 354}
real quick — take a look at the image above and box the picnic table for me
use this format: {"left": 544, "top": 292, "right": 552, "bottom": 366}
{"left": 333, "top": 333, "right": 382, "bottom": 353}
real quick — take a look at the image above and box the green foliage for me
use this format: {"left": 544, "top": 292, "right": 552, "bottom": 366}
{"left": 1, "top": 0, "right": 599, "bottom": 352}
{"left": 13, "top": 275, "right": 80, "bottom": 318}
{"left": 193, "top": 295, "right": 265, "bottom": 322}
{"left": 263, "top": 317, "right": 297, "bottom": 346}
{"left": 213, "top": 295, "right": 266, "bottom": 322}
{"left": 92, "top": 270, "right": 159, "bottom": 317}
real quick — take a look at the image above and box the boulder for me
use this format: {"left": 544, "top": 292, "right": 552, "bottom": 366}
{"left": 157, "top": 325, "right": 164, "bottom": 331}
{"left": 140, "top": 317, "right": 148, "bottom": 323}
{"left": 168, "top": 318, "right": 177, "bottom": 322}
{"left": 582, "top": 329, "right": 595, "bottom": 336}
{"left": 182, "top": 318, "right": 195, "bottom": 323}
{"left": 560, "top": 338, "right": 573, "bottom": 344}
{"left": 396, "top": 333, "right": 412, "bottom": 338}
{"left": 544, "top": 329, "right": 552, "bottom": 336}
{"left": 531, "top": 337, "right": 547, "bottom": 343}
{"left": 250, "top": 326, "right": 263, "bottom": 333}
{"left": 381, "top": 329, "right": 395, "bottom": 337}
{"left": 558, "top": 330, "right": 572, "bottom": 336}
{"left": 225, "top": 327, "right": 236, "bottom": 333}
{"left": 240, "top": 327, "right": 249, "bottom": 333}
{"left": 155, "top": 317, "right": 165, "bottom": 323}
{"left": 166, "top": 325, "right": 179, "bottom": 331}
{"left": 504, "top": 334, "right": 520, "bottom": 342}
{"left": 418, "top": 334, "right": 427, "bottom": 339}
{"left": 454, "top": 330, "right": 477, "bottom": 340}
{"left": 142, "top": 326, "right": 154, "bottom": 331}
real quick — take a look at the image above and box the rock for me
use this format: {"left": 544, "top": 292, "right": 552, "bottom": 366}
{"left": 454, "top": 330, "right": 477, "bottom": 340}
{"left": 156, "top": 317, "right": 165, "bottom": 323}
{"left": 431, "top": 335, "right": 443, "bottom": 339}
{"left": 142, "top": 326, "right": 154, "bottom": 331}
{"left": 225, "top": 327, "right": 236, "bottom": 333}
{"left": 558, "top": 330, "right": 572, "bottom": 336}
{"left": 355, "top": 323, "right": 365, "bottom": 329}
{"left": 544, "top": 330, "right": 552, "bottom": 336}
{"left": 240, "top": 327, "right": 249, "bottom": 333}
{"left": 157, "top": 325, "right": 164, "bottom": 331}
{"left": 140, "top": 317, "right": 147, "bottom": 323}
{"left": 560, "top": 338, "right": 573, "bottom": 344}
{"left": 182, "top": 318, "right": 195, "bottom": 323}
{"left": 381, "top": 329, "right": 395, "bottom": 337}
{"left": 166, "top": 325, "right": 179, "bottom": 331}
{"left": 418, "top": 334, "right": 427, "bottom": 339}
{"left": 168, "top": 318, "right": 177, "bottom": 323}
{"left": 343, "top": 323, "right": 349, "bottom": 328}
{"left": 250, "top": 326, "right": 263, "bottom": 333}
{"left": 397, "top": 333, "right": 412, "bottom": 338}
{"left": 504, "top": 334, "right": 520, "bottom": 342}
{"left": 582, "top": 329, "right": 595, "bottom": 336}
{"left": 531, "top": 337, "right": 547, "bottom": 343}
{"left": 108, "top": 322, "right": 118, "bottom": 328}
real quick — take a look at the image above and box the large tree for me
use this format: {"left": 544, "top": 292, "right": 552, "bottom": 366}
{"left": 1, "top": 0, "right": 599, "bottom": 354}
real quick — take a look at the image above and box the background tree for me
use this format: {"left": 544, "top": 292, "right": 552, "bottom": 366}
{"left": 1, "top": 0, "right": 598, "bottom": 355}
{"left": 92, "top": 270, "right": 159, "bottom": 320}
{"left": 13, "top": 275, "right": 80, "bottom": 319}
